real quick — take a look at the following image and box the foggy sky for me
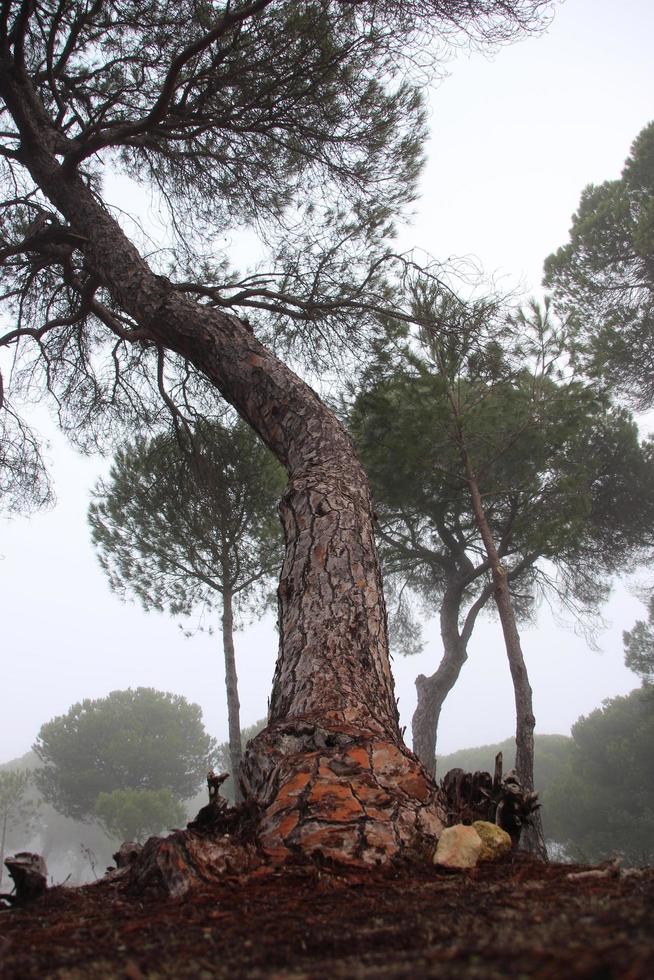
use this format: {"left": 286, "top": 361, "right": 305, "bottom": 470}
{"left": 2, "top": 0, "right": 653, "bottom": 764}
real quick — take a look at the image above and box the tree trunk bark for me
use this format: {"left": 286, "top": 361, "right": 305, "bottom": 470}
{"left": 461, "top": 452, "right": 548, "bottom": 860}
{"left": 1, "top": 69, "right": 446, "bottom": 866}
{"left": 221, "top": 583, "right": 243, "bottom": 804}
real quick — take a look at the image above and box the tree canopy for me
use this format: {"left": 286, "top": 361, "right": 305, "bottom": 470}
{"left": 351, "top": 293, "right": 654, "bottom": 649}
{"left": 544, "top": 120, "right": 654, "bottom": 408}
{"left": 34, "top": 688, "right": 216, "bottom": 820}
{"left": 0, "top": 0, "right": 552, "bottom": 501}
{"left": 89, "top": 418, "right": 284, "bottom": 619}
{"left": 349, "top": 288, "right": 654, "bottom": 794}
{"left": 624, "top": 594, "right": 654, "bottom": 684}
{"left": 545, "top": 687, "right": 654, "bottom": 866}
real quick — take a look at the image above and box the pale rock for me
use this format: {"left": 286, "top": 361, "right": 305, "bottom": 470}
{"left": 472, "top": 821, "right": 512, "bottom": 862}
{"left": 432, "top": 824, "right": 482, "bottom": 869}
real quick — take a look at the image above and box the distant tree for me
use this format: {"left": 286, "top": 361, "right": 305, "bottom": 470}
{"left": 0, "top": 769, "right": 38, "bottom": 886}
{"left": 623, "top": 594, "right": 654, "bottom": 683}
{"left": 544, "top": 121, "right": 654, "bottom": 408}
{"left": 1, "top": 752, "right": 124, "bottom": 885}
{"left": 89, "top": 419, "right": 284, "bottom": 802}
{"left": 351, "top": 289, "right": 654, "bottom": 854}
{"left": 352, "top": 293, "right": 654, "bottom": 759}
{"left": 546, "top": 687, "right": 654, "bottom": 866}
{"left": 95, "top": 788, "right": 186, "bottom": 844}
{"left": 34, "top": 688, "right": 215, "bottom": 821}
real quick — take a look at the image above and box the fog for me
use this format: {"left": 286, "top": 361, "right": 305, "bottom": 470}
{"left": 2, "top": 0, "right": 653, "bottom": 765}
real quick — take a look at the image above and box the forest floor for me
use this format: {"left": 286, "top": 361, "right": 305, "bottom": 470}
{"left": 1, "top": 853, "right": 653, "bottom": 978}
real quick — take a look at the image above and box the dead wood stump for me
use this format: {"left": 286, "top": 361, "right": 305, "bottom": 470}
{"left": 440, "top": 753, "right": 540, "bottom": 848}
{"left": 1, "top": 852, "right": 48, "bottom": 906}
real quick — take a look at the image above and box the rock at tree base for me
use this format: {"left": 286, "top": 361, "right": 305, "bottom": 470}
{"left": 433, "top": 823, "right": 513, "bottom": 869}
{"left": 473, "top": 821, "right": 512, "bottom": 862}
{"left": 433, "top": 825, "right": 483, "bottom": 869}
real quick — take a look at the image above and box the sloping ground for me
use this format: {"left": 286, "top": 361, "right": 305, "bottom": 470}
{"left": 1, "top": 855, "right": 653, "bottom": 978}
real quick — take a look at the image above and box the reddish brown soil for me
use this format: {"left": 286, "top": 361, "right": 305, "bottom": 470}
{"left": 1, "top": 855, "right": 653, "bottom": 978}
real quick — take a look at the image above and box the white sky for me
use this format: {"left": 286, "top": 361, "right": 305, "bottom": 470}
{"left": 2, "top": 0, "right": 653, "bottom": 764}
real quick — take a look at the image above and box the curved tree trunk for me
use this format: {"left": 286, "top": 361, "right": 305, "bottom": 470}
{"left": 221, "top": 583, "right": 243, "bottom": 804}
{"left": 412, "top": 586, "right": 468, "bottom": 774}
{"left": 240, "top": 443, "right": 446, "bottom": 864}
{"left": 3, "top": 71, "right": 446, "bottom": 866}
{"left": 412, "top": 574, "right": 494, "bottom": 775}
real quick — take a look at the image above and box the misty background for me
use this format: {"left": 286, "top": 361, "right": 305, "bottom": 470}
{"left": 1, "top": 0, "right": 652, "bottom": 773}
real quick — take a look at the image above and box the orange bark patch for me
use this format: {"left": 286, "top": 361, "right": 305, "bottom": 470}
{"left": 276, "top": 810, "right": 300, "bottom": 841}
{"left": 313, "top": 544, "right": 327, "bottom": 564}
{"left": 280, "top": 769, "right": 313, "bottom": 798}
{"left": 307, "top": 781, "right": 363, "bottom": 822}
{"left": 266, "top": 769, "right": 313, "bottom": 816}
{"left": 344, "top": 746, "right": 369, "bottom": 769}
{"left": 317, "top": 761, "right": 337, "bottom": 781}
{"left": 349, "top": 778, "right": 393, "bottom": 811}
{"left": 258, "top": 841, "right": 292, "bottom": 867}
{"left": 396, "top": 771, "right": 432, "bottom": 802}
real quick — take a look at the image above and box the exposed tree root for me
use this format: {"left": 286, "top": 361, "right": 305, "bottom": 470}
{"left": 124, "top": 828, "right": 262, "bottom": 899}
{"left": 119, "top": 722, "right": 444, "bottom": 898}
{"left": 113, "top": 721, "right": 447, "bottom": 898}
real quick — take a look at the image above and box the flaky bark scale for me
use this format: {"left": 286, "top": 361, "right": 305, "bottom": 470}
{"left": 272, "top": 470, "right": 398, "bottom": 734}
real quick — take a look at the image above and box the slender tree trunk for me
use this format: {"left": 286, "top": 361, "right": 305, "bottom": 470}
{"left": 221, "top": 583, "right": 243, "bottom": 804}
{"left": 1, "top": 69, "right": 446, "bottom": 865}
{"left": 0, "top": 810, "right": 7, "bottom": 886}
{"left": 461, "top": 450, "right": 548, "bottom": 859}
{"left": 412, "top": 586, "right": 468, "bottom": 773}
